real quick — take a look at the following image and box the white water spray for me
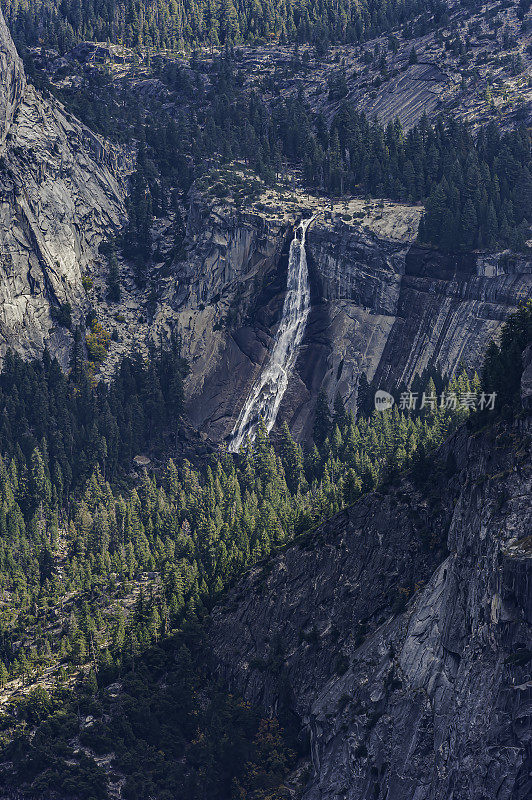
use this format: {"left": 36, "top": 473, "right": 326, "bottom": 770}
{"left": 229, "top": 216, "right": 314, "bottom": 452}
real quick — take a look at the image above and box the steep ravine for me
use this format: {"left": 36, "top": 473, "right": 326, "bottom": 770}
{"left": 207, "top": 384, "right": 531, "bottom": 798}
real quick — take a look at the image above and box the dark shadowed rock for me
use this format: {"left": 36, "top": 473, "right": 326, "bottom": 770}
{"left": 522, "top": 345, "right": 532, "bottom": 412}
{"left": 207, "top": 410, "right": 532, "bottom": 800}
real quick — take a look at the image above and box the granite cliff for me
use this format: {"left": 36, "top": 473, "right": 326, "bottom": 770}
{"left": 0, "top": 8, "right": 126, "bottom": 366}
{"left": 159, "top": 193, "right": 531, "bottom": 442}
{"left": 207, "top": 374, "right": 532, "bottom": 800}
{"left": 0, "top": 7, "right": 530, "bottom": 450}
{"left": 154, "top": 195, "right": 290, "bottom": 439}
{"left": 297, "top": 219, "right": 532, "bottom": 434}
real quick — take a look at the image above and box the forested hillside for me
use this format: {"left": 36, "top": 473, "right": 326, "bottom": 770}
{"left": 2, "top": 0, "right": 448, "bottom": 52}
{"left": 3, "top": 3, "right": 529, "bottom": 255}
{"left": 123, "top": 47, "right": 531, "bottom": 261}
{"left": 0, "top": 0, "right": 529, "bottom": 795}
{"left": 0, "top": 302, "right": 529, "bottom": 798}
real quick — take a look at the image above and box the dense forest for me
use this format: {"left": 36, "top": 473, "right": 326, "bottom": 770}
{"left": 2, "top": 0, "right": 449, "bottom": 52}
{"left": 0, "top": 293, "right": 529, "bottom": 797}
{"left": 0, "top": 0, "right": 530, "bottom": 791}
{"left": 0, "top": 343, "right": 482, "bottom": 695}
{"left": 4, "top": 6, "right": 529, "bottom": 255}
{"left": 306, "top": 112, "right": 531, "bottom": 250}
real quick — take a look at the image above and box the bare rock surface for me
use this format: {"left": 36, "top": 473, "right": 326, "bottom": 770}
{"left": 152, "top": 189, "right": 531, "bottom": 442}
{"left": 0, "top": 8, "right": 24, "bottom": 148}
{"left": 0, "top": 9, "right": 126, "bottom": 366}
{"left": 285, "top": 220, "right": 532, "bottom": 438}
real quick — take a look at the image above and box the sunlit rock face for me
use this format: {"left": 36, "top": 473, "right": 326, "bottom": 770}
{"left": 0, "top": 9, "right": 25, "bottom": 150}
{"left": 160, "top": 196, "right": 531, "bottom": 443}
{"left": 268, "top": 216, "right": 531, "bottom": 440}
{"left": 0, "top": 9, "right": 126, "bottom": 366}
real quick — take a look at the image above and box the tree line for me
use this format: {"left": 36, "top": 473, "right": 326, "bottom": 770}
{"left": 8, "top": 14, "right": 529, "bottom": 258}
{"left": 2, "top": 0, "right": 447, "bottom": 53}
{"left": 4, "top": 311, "right": 530, "bottom": 696}
{"left": 120, "top": 49, "right": 531, "bottom": 261}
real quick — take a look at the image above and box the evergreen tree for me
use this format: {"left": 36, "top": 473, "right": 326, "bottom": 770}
{"left": 313, "top": 389, "right": 332, "bottom": 449}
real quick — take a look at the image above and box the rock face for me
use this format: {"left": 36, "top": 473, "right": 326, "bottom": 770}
{"left": 357, "top": 61, "right": 451, "bottom": 130}
{"left": 522, "top": 346, "right": 532, "bottom": 412}
{"left": 0, "top": 9, "right": 25, "bottom": 149}
{"left": 281, "top": 218, "right": 532, "bottom": 438}
{"left": 207, "top": 410, "right": 532, "bottom": 800}
{"left": 161, "top": 199, "right": 531, "bottom": 442}
{"left": 0, "top": 9, "right": 126, "bottom": 366}
{"left": 156, "top": 197, "right": 290, "bottom": 440}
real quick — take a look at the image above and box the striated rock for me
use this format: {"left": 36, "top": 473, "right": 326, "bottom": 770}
{"left": 283, "top": 218, "right": 532, "bottom": 438}
{"left": 207, "top": 411, "right": 532, "bottom": 800}
{"left": 0, "top": 9, "right": 127, "bottom": 367}
{"left": 0, "top": 9, "right": 25, "bottom": 149}
{"left": 155, "top": 195, "right": 531, "bottom": 442}
{"left": 356, "top": 62, "right": 451, "bottom": 130}
{"left": 156, "top": 195, "right": 290, "bottom": 439}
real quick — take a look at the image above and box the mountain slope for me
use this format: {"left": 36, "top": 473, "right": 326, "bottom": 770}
{"left": 163, "top": 191, "right": 531, "bottom": 442}
{"left": 0, "top": 8, "right": 24, "bottom": 147}
{"left": 207, "top": 381, "right": 532, "bottom": 799}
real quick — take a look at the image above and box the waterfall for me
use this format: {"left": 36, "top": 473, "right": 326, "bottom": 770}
{"left": 228, "top": 216, "right": 314, "bottom": 452}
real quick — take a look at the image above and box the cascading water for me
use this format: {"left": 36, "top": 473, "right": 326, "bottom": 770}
{"left": 228, "top": 216, "right": 314, "bottom": 452}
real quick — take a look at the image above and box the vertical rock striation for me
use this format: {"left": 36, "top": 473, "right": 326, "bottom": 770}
{"left": 286, "top": 218, "right": 532, "bottom": 438}
{"left": 0, "top": 9, "right": 126, "bottom": 366}
{"left": 0, "top": 9, "right": 25, "bottom": 150}
{"left": 158, "top": 201, "right": 531, "bottom": 442}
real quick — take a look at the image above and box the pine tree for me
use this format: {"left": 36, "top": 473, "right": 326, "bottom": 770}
{"left": 313, "top": 389, "right": 331, "bottom": 448}
{"left": 280, "top": 422, "right": 303, "bottom": 493}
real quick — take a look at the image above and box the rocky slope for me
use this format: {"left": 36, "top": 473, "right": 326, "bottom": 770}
{"left": 228, "top": 0, "right": 531, "bottom": 133}
{"left": 0, "top": 8, "right": 126, "bottom": 366}
{"left": 0, "top": 9, "right": 24, "bottom": 148}
{"left": 207, "top": 385, "right": 532, "bottom": 800}
{"left": 0, "top": 5, "right": 530, "bottom": 447}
